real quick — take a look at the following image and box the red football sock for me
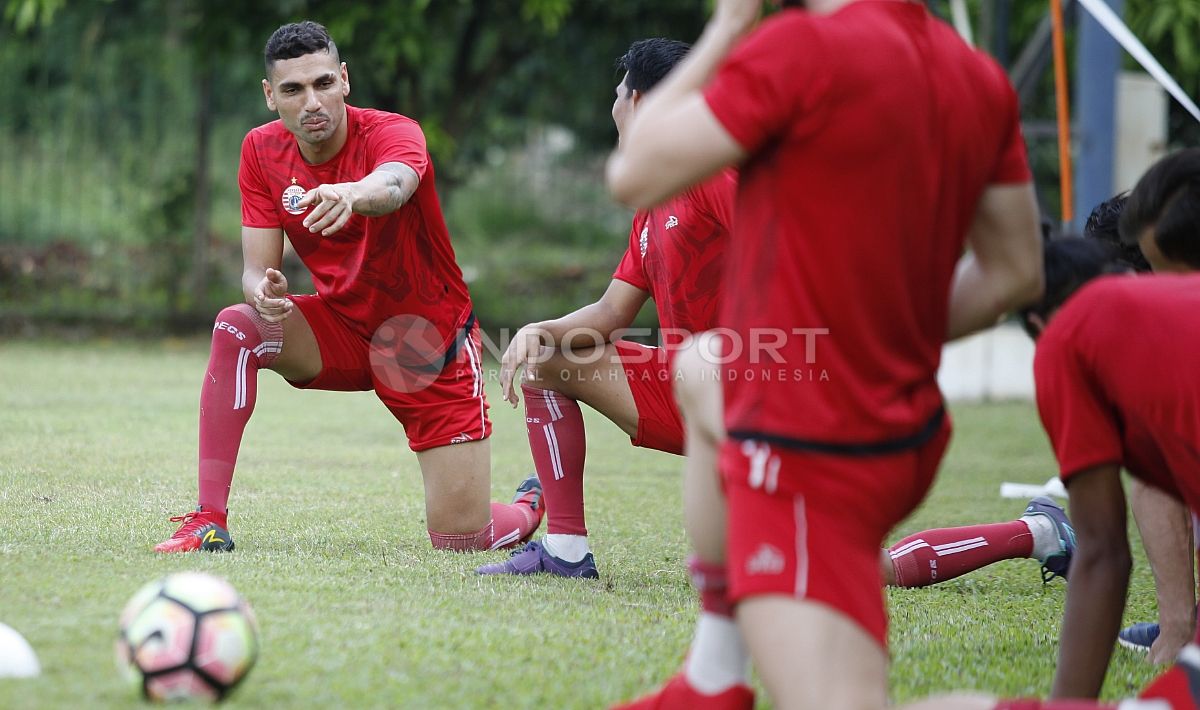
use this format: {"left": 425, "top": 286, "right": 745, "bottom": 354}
{"left": 522, "top": 385, "right": 587, "bottom": 536}
{"left": 488, "top": 500, "right": 539, "bottom": 550}
{"left": 197, "top": 304, "right": 282, "bottom": 515}
{"left": 427, "top": 501, "right": 539, "bottom": 552}
{"left": 689, "top": 557, "right": 734, "bottom": 617}
{"left": 889, "top": 520, "right": 1033, "bottom": 587}
{"left": 429, "top": 525, "right": 493, "bottom": 552}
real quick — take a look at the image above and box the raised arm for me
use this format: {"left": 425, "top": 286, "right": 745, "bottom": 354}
{"left": 605, "top": 1, "right": 756, "bottom": 208}
{"left": 294, "top": 161, "right": 420, "bottom": 236}
{"left": 946, "top": 183, "right": 1044, "bottom": 341}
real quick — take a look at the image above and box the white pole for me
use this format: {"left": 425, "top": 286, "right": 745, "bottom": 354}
{"left": 950, "top": 0, "right": 974, "bottom": 45}
{"left": 1076, "top": 0, "right": 1200, "bottom": 123}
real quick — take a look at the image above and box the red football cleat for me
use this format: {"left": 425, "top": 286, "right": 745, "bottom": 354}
{"left": 153, "top": 507, "right": 235, "bottom": 553}
{"left": 613, "top": 673, "right": 754, "bottom": 710}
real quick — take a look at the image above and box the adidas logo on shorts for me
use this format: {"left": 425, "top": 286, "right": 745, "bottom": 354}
{"left": 746, "top": 543, "right": 785, "bottom": 576}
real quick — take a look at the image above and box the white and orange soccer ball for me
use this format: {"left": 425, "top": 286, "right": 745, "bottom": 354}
{"left": 116, "top": 572, "right": 259, "bottom": 702}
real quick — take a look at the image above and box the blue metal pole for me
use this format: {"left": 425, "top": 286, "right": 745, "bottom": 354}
{"left": 1074, "top": 0, "right": 1123, "bottom": 231}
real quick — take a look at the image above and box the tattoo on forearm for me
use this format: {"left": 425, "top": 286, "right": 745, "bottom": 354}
{"left": 355, "top": 185, "right": 408, "bottom": 215}
{"left": 355, "top": 164, "right": 417, "bottom": 216}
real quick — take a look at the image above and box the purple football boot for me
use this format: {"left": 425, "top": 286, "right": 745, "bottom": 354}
{"left": 475, "top": 540, "right": 599, "bottom": 579}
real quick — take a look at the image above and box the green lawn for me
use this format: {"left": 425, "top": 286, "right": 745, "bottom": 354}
{"left": 0, "top": 340, "right": 1163, "bottom": 708}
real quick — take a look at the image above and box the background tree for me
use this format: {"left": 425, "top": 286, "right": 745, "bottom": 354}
{"left": 1, "top": 0, "right": 1197, "bottom": 333}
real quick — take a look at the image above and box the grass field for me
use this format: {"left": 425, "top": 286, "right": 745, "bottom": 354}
{"left": 0, "top": 340, "right": 1165, "bottom": 708}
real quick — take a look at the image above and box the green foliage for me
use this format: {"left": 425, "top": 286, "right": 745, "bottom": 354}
{"left": 2, "top": 0, "right": 66, "bottom": 33}
{"left": 0, "top": 345, "right": 1166, "bottom": 707}
{"left": 443, "top": 143, "right": 651, "bottom": 332}
{"left": 1130, "top": 0, "right": 1200, "bottom": 81}
{"left": 5, "top": 0, "right": 1200, "bottom": 331}
{"left": 0, "top": 0, "right": 706, "bottom": 329}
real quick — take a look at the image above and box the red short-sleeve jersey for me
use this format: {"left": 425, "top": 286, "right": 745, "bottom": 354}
{"left": 612, "top": 169, "right": 736, "bottom": 342}
{"left": 1035, "top": 275, "right": 1200, "bottom": 507}
{"left": 703, "top": 2, "right": 1030, "bottom": 447}
{"left": 239, "top": 105, "right": 472, "bottom": 347}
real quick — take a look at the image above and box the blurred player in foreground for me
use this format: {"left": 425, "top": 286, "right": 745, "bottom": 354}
{"left": 888, "top": 150, "right": 1200, "bottom": 710}
{"left": 606, "top": 0, "right": 1042, "bottom": 706}
{"left": 155, "top": 21, "right": 543, "bottom": 554}
{"left": 1013, "top": 149, "right": 1200, "bottom": 707}
{"left": 1077, "top": 195, "right": 1197, "bottom": 665}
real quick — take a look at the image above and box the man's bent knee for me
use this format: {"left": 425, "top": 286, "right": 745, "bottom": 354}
{"left": 527, "top": 346, "right": 619, "bottom": 398}
{"left": 211, "top": 304, "right": 283, "bottom": 367}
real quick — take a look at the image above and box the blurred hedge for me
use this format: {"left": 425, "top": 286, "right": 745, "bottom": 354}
{"left": 0, "top": 138, "right": 655, "bottom": 338}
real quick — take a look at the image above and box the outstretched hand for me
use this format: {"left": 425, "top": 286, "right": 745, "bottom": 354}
{"left": 296, "top": 183, "right": 357, "bottom": 236}
{"left": 253, "top": 268, "right": 292, "bottom": 323}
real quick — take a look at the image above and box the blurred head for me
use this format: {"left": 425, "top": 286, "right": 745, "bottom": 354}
{"left": 261, "top": 21, "right": 349, "bottom": 150}
{"left": 1120, "top": 148, "right": 1200, "bottom": 273}
{"left": 1019, "top": 236, "right": 1126, "bottom": 338}
{"left": 1083, "top": 193, "right": 1150, "bottom": 272}
{"left": 612, "top": 38, "right": 690, "bottom": 139}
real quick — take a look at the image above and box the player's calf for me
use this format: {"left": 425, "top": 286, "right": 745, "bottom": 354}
{"left": 428, "top": 475, "right": 545, "bottom": 551}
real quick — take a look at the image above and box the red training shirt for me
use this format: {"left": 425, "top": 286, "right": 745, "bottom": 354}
{"left": 703, "top": 2, "right": 1030, "bottom": 448}
{"left": 239, "top": 105, "right": 472, "bottom": 347}
{"left": 1035, "top": 275, "right": 1200, "bottom": 508}
{"left": 612, "top": 169, "right": 736, "bottom": 348}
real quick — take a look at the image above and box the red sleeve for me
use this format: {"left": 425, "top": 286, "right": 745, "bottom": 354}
{"left": 986, "top": 61, "right": 1032, "bottom": 184}
{"left": 239, "top": 133, "right": 280, "bottom": 229}
{"left": 613, "top": 219, "right": 649, "bottom": 291}
{"left": 703, "top": 14, "right": 822, "bottom": 154}
{"left": 1034, "top": 317, "right": 1123, "bottom": 482}
{"left": 368, "top": 116, "right": 429, "bottom": 179}
{"left": 693, "top": 169, "right": 737, "bottom": 231}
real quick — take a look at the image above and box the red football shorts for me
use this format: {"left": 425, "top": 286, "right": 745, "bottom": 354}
{"left": 614, "top": 341, "right": 685, "bottom": 455}
{"left": 721, "top": 417, "right": 952, "bottom": 648}
{"left": 1137, "top": 657, "right": 1199, "bottom": 706}
{"left": 289, "top": 295, "right": 491, "bottom": 452}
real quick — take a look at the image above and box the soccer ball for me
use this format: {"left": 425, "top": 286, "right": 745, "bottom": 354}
{"left": 0, "top": 622, "right": 40, "bottom": 678}
{"left": 116, "top": 572, "right": 258, "bottom": 702}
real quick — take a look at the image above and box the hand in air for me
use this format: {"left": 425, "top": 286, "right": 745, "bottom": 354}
{"left": 253, "top": 268, "right": 292, "bottom": 323}
{"left": 499, "top": 325, "right": 550, "bottom": 407}
{"left": 296, "top": 184, "right": 356, "bottom": 236}
{"left": 713, "top": 0, "right": 765, "bottom": 37}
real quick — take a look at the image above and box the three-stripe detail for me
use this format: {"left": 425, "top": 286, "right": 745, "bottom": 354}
{"left": 233, "top": 341, "right": 282, "bottom": 410}
{"left": 889, "top": 536, "right": 988, "bottom": 559}
{"left": 541, "top": 390, "right": 566, "bottom": 480}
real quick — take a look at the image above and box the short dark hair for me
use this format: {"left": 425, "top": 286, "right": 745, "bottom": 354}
{"left": 616, "top": 38, "right": 690, "bottom": 96}
{"left": 1084, "top": 193, "right": 1151, "bottom": 272}
{"left": 1018, "top": 236, "right": 1123, "bottom": 338}
{"left": 1120, "top": 147, "right": 1200, "bottom": 270}
{"left": 264, "top": 21, "right": 338, "bottom": 75}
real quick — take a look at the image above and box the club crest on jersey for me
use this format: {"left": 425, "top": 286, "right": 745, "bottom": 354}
{"left": 639, "top": 225, "right": 649, "bottom": 258}
{"left": 665, "top": 215, "right": 679, "bottom": 230}
{"left": 282, "top": 181, "right": 307, "bottom": 215}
